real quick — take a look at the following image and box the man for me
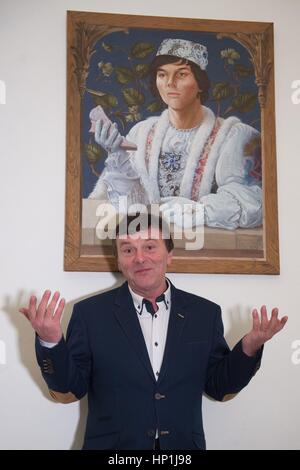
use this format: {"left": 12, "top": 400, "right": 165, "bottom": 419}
{"left": 20, "top": 214, "right": 287, "bottom": 450}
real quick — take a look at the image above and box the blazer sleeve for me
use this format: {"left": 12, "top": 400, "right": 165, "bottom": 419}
{"left": 35, "top": 303, "right": 91, "bottom": 400}
{"left": 204, "top": 305, "right": 263, "bottom": 401}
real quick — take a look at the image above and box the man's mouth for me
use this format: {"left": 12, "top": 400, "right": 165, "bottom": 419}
{"left": 135, "top": 268, "right": 152, "bottom": 274}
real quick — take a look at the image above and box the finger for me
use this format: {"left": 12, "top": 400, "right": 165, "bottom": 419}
{"left": 95, "top": 119, "right": 102, "bottom": 135}
{"left": 44, "top": 291, "right": 61, "bottom": 318}
{"left": 100, "top": 121, "right": 110, "bottom": 143}
{"left": 106, "top": 127, "right": 119, "bottom": 147}
{"left": 252, "top": 308, "right": 260, "bottom": 331}
{"left": 276, "top": 315, "right": 288, "bottom": 332}
{"left": 19, "top": 308, "right": 30, "bottom": 320}
{"left": 269, "top": 307, "right": 279, "bottom": 330}
{"left": 53, "top": 298, "right": 65, "bottom": 323}
{"left": 27, "top": 295, "right": 38, "bottom": 321}
{"left": 35, "top": 290, "right": 52, "bottom": 321}
{"left": 260, "top": 305, "right": 268, "bottom": 331}
{"left": 280, "top": 316, "right": 288, "bottom": 328}
{"left": 114, "top": 135, "right": 123, "bottom": 148}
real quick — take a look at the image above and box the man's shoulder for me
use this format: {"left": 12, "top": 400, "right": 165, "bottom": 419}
{"left": 74, "top": 284, "right": 124, "bottom": 310}
{"left": 174, "top": 286, "right": 220, "bottom": 311}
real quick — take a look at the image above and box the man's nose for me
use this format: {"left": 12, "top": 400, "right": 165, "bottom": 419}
{"left": 134, "top": 248, "right": 146, "bottom": 263}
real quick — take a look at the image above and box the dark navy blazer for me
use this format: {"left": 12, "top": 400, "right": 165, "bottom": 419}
{"left": 36, "top": 281, "right": 262, "bottom": 450}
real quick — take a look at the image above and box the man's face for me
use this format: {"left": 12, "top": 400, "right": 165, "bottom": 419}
{"left": 156, "top": 61, "right": 200, "bottom": 111}
{"left": 116, "top": 228, "right": 173, "bottom": 296}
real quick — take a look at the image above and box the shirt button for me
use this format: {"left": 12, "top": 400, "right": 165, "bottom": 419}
{"left": 154, "top": 342, "right": 158, "bottom": 346}
{"left": 154, "top": 314, "right": 158, "bottom": 318}
{"left": 156, "top": 371, "right": 159, "bottom": 376}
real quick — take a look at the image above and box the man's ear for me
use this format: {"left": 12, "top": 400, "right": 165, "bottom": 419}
{"left": 167, "top": 249, "right": 173, "bottom": 266}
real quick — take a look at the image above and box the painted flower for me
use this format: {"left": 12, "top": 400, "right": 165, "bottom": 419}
{"left": 220, "top": 48, "right": 240, "bottom": 64}
{"left": 125, "top": 105, "right": 141, "bottom": 123}
{"left": 98, "top": 61, "right": 113, "bottom": 77}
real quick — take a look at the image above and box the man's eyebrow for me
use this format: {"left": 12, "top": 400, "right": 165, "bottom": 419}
{"left": 118, "top": 237, "right": 159, "bottom": 244}
{"left": 118, "top": 240, "right": 132, "bottom": 246}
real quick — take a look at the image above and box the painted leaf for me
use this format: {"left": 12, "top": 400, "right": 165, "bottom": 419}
{"left": 234, "top": 64, "right": 254, "bottom": 77}
{"left": 84, "top": 143, "right": 102, "bottom": 164}
{"left": 93, "top": 93, "right": 118, "bottom": 108}
{"left": 115, "top": 67, "right": 134, "bottom": 84}
{"left": 212, "top": 82, "right": 234, "bottom": 100}
{"left": 147, "top": 101, "right": 164, "bottom": 113}
{"left": 135, "top": 63, "right": 150, "bottom": 78}
{"left": 102, "top": 42, "right": 113, "bottom": 52}
{"left": 131, "top": 42, "right": 155, "bottom": 59}
{"left": 86, "top": 88, "right": 106, "bottom": 97}
{"left": 122, "top": 88, "right": 145, "bottom": 106}
{"left": 232, "top": 92, "right": 257, "bottom": 113}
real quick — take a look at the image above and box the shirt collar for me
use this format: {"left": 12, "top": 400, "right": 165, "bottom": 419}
{"left": 129, "top": 278, "right": 171, "bottom": 316}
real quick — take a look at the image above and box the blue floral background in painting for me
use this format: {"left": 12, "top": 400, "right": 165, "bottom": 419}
{"left": 82, "top": 28, "right": 260, "bottom": 198}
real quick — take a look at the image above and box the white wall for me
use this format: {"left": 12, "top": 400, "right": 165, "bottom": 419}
{"left": 0, "top": 0, "right": 299, "bottom": 450}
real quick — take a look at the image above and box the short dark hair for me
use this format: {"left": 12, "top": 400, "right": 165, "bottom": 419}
{"left": 112, "top": 212, "right": 174, "bottom": 257}
{"left": 149, "top": 55, "right": 210, "bottom": 105}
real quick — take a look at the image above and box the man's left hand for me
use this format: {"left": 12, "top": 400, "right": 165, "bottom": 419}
{"left": 242, "top": 306, "right": 288, "bottom": 357}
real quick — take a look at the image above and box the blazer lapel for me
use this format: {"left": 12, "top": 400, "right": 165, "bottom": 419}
{"left": 157, "top": 283, "right": 189, "bottom": 385}
{"left": 113, "top": 282, "right": 156, "bottom": 383}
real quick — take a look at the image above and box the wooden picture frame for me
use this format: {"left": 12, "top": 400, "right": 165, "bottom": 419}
{"left": 64, "top": 10, "right": 279, "bottom": 274}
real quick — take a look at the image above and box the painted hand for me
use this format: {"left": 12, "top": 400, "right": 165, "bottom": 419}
{"left": 160, "top": 196, "right": 204, "bottom": 228}
{"left": 95, "top": 119, "right": 123, "bottom": 153}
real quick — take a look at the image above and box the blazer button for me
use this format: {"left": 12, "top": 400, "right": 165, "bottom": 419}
{"left": 155, "top": 392, "right": 166, "bottom": 400}
{"left": 147, "top": 429, "right": 155, "bottom": 437}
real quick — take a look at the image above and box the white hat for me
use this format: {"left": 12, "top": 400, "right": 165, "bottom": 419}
{"left": 156, "top": 38, "right": 208, "bottom": 71}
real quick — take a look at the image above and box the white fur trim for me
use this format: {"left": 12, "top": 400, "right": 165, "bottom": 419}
{"left": 179, "top": 106, "right": 216, "bottom": 198}
{"left": 129, "top": 116, "right": 163, "bottom": 203}
{"left": 197, "top": 115, "right": 240, "bottom": 198}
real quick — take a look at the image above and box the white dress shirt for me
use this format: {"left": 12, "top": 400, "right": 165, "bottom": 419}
{"left": 128, "top": 280, "right": 171, "bottom": 380}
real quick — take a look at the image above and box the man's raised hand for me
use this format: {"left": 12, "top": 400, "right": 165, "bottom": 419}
{"left": 19, "top": 290, "right": 65, "bottom": 343}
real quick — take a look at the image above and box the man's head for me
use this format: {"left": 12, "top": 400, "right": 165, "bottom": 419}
{"left": 113, "top": 213, "right": 174, "bottom": 297}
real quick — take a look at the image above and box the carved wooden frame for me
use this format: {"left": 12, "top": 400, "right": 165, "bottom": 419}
{"left": 65, "top": 10, "right": 279, "bottom": 274}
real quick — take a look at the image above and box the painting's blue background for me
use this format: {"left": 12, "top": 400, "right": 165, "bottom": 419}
{"left": 82, "top": 28, "right": 260, "bottom": 198}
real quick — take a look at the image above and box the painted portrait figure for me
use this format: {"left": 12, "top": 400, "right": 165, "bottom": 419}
{"left": 87, "top": 38, "right": 262, "bottom": 230}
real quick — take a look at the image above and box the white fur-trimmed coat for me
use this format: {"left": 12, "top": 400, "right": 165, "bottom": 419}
{"left": 89, "top": 107, "right": 262, "bottom": 229}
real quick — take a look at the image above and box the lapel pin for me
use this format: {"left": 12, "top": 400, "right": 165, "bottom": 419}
{"left": 177, "top": 313, "right": 185, "bottom": 319}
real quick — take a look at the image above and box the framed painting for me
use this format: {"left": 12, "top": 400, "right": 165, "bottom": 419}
{"left": 64, "top": 10, "right": 279, "bottom": 274}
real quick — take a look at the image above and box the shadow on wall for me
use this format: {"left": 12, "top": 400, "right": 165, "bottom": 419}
{"left": 1, "top": 274, "right": 124, "bottom": 449}
{"left": 225, "top": 304, "right": 253, "bottom": 350}
{"left": 204, "top": 303, "right": 254, "bottom": 403}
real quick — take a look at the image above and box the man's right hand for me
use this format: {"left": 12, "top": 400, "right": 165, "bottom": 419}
{"left": 19, "top": 290, "right": 65, "bottom": 343}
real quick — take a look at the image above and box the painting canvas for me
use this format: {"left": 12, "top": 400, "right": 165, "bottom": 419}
{"left": 65, "top": 11, "right": 279, "bottom": 274}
